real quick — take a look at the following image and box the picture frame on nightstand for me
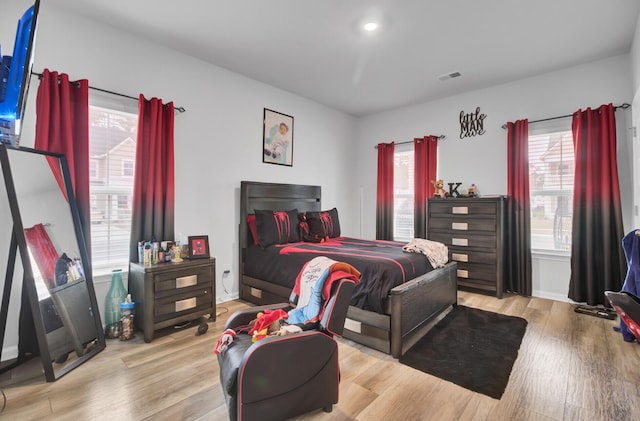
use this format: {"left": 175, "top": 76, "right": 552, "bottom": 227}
{"left": 188, "top": 235, "right": 210, "bottom": 259}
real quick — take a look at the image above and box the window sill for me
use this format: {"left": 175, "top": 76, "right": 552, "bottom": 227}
{"left": 531, "top": 249, "right": 570, "bottom": 260}
{"left": 92, "top": 266, "right": 129, "bottom": 284}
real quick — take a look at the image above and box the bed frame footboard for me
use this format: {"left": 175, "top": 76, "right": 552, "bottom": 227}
{"left": 341, "top": 262, "right": 457, "bottom": 357}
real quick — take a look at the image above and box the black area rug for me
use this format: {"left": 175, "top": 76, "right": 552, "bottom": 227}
{"left": 399, "top": 305, "right": 528, "bottom": 399}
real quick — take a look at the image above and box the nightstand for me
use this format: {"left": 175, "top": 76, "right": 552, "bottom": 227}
{"left": 128, "top": 258, "right": 216, "bottom": 342}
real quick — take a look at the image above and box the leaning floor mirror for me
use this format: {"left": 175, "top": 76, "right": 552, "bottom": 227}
{"left": 0, "top": 144, "right": 105, "bottom": 382}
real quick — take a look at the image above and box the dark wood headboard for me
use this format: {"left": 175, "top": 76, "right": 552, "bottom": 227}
{"left": 239, "top": 181, "right": 321, "bottom": 274}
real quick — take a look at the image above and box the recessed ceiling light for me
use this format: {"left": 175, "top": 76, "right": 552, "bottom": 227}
{"left": 363, "top": 22, "right": 379, "bottom": 32}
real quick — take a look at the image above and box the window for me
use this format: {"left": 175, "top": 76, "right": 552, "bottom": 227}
{"left": 88, "top": 102, "right": 138, "bottom": 272}
{"left": 393, "top": 146, "right": 414, "bottom": 241}
{"left": 122, "top": 159, "right": 134, "bottom": 177}
{"left": 528, "top": 129, "right": 574, "bottom": 252}
{"left": 89, "top": 159, "right": 98, "bottom": 178}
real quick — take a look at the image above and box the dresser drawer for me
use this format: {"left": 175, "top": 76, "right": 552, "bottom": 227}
{"left": 429, "top": 200, "right": 497, "bottom": 217}
{"left": 429, "top": 217, "right": 496, "bottom": 232}
{"left": 430, "top": 232, "right": 496, "bottom": 249}
{"left": 449, "top": 249, "right": 497, "bottom": 265}
{"left": 154, "top": 266, "right": 213, "bottom": 294}
{"left": 454, "top": 262, "right": 498, "bottom": 282}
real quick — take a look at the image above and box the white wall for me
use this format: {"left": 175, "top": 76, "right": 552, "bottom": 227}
{"left": 631, "top": 13, "right": 640, "bottom": 230}
{"left": 1, "top": 0, "right": 358, "bottom": 314}
{"left": 631, "top": 12, "right": 640, "bottom": 96}
{"left": 354, "top": 55, "right": 634, "bottom": 301}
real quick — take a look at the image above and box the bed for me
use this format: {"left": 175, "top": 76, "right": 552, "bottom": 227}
{"left": 238, "top": 181, "right": 458, "bottom": 358}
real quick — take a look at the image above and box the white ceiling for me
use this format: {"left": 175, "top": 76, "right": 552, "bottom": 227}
{"left": 47, "top": 0, "right": 640, "bottom": 117}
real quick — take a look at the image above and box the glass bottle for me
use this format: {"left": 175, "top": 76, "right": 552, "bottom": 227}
{"left": 104, "top": 269, "right": 127, "bottom": 339}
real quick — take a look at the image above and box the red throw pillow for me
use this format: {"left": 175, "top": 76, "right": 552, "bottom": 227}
{"left": 247, "top": 214, "right": 259, "bottom": 246}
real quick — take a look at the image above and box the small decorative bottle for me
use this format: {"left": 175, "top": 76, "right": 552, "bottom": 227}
{"left": 104, "top": 269, "right": 127, "bottom": 339}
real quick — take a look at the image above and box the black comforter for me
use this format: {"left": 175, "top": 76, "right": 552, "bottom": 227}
{"left": 243, "top": 237, "right": 434, "bottom": 314}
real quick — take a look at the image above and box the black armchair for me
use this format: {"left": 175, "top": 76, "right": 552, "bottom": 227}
{"left": 216, "top": 277, "right": 356, "bottom": 421}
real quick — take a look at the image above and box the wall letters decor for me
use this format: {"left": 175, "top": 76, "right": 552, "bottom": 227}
{"left": 459, "top": 107, "right": 487, "bottom": 139}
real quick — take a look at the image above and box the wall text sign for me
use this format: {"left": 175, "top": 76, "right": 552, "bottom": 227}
{"left": 459, "top": 107, "right": 486, "bottom": 139}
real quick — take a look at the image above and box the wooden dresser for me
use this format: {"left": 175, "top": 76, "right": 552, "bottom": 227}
{"left": 427, "top": 196, "right": 506, "bottom": 298}
{"left": 129, "top": 258, "right": 216, "bottom": 342}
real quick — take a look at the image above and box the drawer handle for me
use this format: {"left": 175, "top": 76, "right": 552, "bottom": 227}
{"left": 344, "top": 318, "right": 361, "bottom": 334}
{"left": 457, "top": 269, "right": 469, "bottom": 278}
{"left": 176, "top": 274, "right": 198, "bottom": 288}
{"left": 451, "top": 222, "right": 468, "bottom": 230}
{"left": 452, "top": 206, "right": 468, "bottom": 214}
{"left": 250, "top": 287, "right": 262, "bottom": 299}
{"left": 452, "top": 253, "right": 468, "bottom": 262}
{"left": 175, "top": 297, "right": 197, "bottom": 312}
{"left": 452, "top": 238, "right": 468, "bottom": 246}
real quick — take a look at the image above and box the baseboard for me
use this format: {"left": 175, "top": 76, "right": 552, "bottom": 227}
{"left": 0, "top": 345, "right": 18, "bottom": 362}
{"left": 532, "top": 289, "right": 569, "bottom": 302}
{"left": 216, "top": 293, "right": 239, "bottom": 304}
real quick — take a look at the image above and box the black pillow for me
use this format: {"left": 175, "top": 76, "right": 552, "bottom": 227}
{"left": 298, "top": 212, "right": 324, "bottom": 243}
{"left": 255, "top": 209, "right": 300, "bottom": 247}
{"left": 306, "top": 208, "right": 341, "bottom": 239}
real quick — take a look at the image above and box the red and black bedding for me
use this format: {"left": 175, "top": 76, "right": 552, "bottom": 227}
{"left": 245, "top": 207, "right": 436, "bottom": 314}
{"left": 244, "top": 237, "right": 434, "bottom": 314}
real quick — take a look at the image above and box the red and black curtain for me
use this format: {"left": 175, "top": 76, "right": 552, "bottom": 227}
{"left": 129, "top": 95, "right": 175, "bottom": 262}
{"left": 34, "top": 69, "right": 91, "bottom": 257}
{"left": 414, "top": 136, "right": 438, "bottom": 238}
{"left": 568, "top": 104, "right": 625, "bottom": 305}
{"left": 506, "top": 119, "right": 532, "bottom": 295}
{"left": 376, "top": 142, "right": 394, "bottom": 240}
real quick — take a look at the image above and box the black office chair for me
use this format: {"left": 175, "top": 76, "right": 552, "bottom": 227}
{"left": 216, "top": 277, "right": 357, "bottom": 421}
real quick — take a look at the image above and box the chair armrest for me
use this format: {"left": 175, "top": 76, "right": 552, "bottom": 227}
{"left": 225, "top": 303, "right": 290, "bottom": 330}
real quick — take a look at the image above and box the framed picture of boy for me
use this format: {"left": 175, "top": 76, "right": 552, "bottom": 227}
{"left": 263, "top": 108, "right": 294, "bottom": 166}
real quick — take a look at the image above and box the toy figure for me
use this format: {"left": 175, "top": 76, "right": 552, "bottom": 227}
{"left": 431, "top": 179, "right": 448, "bottom": 198}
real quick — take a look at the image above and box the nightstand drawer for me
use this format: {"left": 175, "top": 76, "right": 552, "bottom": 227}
{"left": 154, "top": 286, "right": 212, "bottom": 320}
{"left": 154, "top": 266, "right": 213, "bottom": 293}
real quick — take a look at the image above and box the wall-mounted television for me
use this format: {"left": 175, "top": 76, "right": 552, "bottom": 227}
{"left": 0, "top": 0, "right": 40, "bottom": 146}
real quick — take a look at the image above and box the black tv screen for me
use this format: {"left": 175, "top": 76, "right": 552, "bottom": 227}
{"left": 0, "top": 0, "right": 40, "bottom": 146}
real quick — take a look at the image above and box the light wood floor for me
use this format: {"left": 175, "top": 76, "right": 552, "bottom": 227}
{"left": 1, "top": 291, "right": 639, "bottom": 420}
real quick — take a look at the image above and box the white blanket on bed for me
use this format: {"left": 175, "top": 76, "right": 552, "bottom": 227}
{"left": 402, "top": 238, "right": 449, "bottom": 268}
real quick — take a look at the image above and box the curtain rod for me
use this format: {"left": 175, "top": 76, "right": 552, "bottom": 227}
{"left": 31, "top": 71, "right": 186, "bottom": 113}
{"left": 374, "top": 135, "right": 446, "bottom": 149}
{"left": 500, "top": 102, "right": 630, "bottom": 130}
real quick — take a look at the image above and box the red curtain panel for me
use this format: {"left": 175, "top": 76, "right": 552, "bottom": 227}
{"left": 34, "top": 69, "right": 91, "bottom": 257}
{"left": 569, "top": 104, "right": 625, "bottom": 305}
{"left": 376, "top": 142, "right": 394, "bottom": 240}
{"left": 129, "top": 95, "right": 175, "bottom": 262}
{"left": 414, "top": 136, "right": 438, "bottom": 239}
{"left": 23, "top": 224, "right": 59, "bottom": 289}
{"left": 506, "top": 120, "right": 532, "bottom": 296}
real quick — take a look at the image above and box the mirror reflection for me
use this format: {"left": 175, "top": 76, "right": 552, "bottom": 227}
{"left": 0, "top": 145, "right": 104, "bottom": 382}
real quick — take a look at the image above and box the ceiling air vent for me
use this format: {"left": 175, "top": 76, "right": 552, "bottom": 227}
{"left": 438, "top": 71, "right": 462, "bottom": 81}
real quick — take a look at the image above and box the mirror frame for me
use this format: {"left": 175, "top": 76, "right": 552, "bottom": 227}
{"left": 0, "top": 144, "right": 105, "bottom": 381}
